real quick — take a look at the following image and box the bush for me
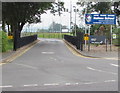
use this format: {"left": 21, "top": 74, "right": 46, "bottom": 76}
{"left": 0, "top": 31, "right": 8, "bottom": 52}
{"left": 0, "top": 31, "right": 13, "bottom": 52}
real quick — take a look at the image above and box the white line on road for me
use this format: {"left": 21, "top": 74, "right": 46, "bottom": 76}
{"left": 83, "top": 82, "right": 97, "bottom": 85}
{"left": 104, "top": 80, "right": 116, "bottom": 82}
{"left": 44, "top": 83, "right": 59, "bottom": 86}
{"left": 41, "top": 52, "right": 55, "bottom": 54}
{"left": 87, "top": 66, "right": 117, "bottom": 75}
{"left": 65, "top": 83, "right": 71, "bottom": 86}
{"left": 0, "top": 85, "right": 13, "bottom": 88}
{"left": 87, "top": 67, "right": 95, "bottom": 70}
{"left": 14, "top": 63, "right": 38, "bottom": 70}
{"left": 23, "top": 84, "right": 38, "bottom": 87}
{"left": 110, "top": 63, "right": 119, "bottom": 67}
{"left": 2, "top": 80, "right": 117, "bottom": 89}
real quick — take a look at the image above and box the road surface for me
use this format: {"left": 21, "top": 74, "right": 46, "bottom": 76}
{"left": 2, "top": 39, "right": 118, "bottom": 91}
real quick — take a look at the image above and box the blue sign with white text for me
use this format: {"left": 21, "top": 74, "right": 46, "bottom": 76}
{"left": 85, "top": 14, "right": 116, "bottom": 25}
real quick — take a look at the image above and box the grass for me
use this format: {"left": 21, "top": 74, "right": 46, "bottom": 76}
{"left": 6, "top": 39, "right": 13, "bottom": 51}
{"left": 37, "top": 32, "right": 72, "bottom": 39}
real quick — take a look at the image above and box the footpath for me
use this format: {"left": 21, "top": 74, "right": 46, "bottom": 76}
{"left": 81, "top": 44, "right": 119, "bottom": 58}
{"left": 64, "top": 40, "right": 119, "bottom": 60}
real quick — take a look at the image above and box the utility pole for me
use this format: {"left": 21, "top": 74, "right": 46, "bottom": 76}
{"left": 84, "top": 2, "right": 88, "bottom": 50}
{"left": 73, "top": 6, "right": 77, "bottom": 36}
{"left": 70, "top": 0, "right": 72, "bottom": 33}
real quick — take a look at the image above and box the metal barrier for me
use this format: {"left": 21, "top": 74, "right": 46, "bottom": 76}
{"left": 64, "top": 32, "right": 84, "bottom": 51}
{"left": 14, "top": 35, "right": 37, "bottom": 50}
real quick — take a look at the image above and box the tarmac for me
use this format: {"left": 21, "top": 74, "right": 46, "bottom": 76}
{"left": 0, "top": 40, "right": 39, "bottom": 63}
{"left": 0, "top": 39, "right": 119, "bottom": 63}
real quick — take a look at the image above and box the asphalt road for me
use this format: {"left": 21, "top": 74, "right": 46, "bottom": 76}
{"left": 2, "top": 38, "right": 118, "bottom": 91}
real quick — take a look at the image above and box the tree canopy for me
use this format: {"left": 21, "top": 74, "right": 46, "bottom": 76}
{"left": 2, "top": 2, "right": 64, "bottom": 37}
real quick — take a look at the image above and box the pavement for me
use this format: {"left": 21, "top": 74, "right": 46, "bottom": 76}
{"left": 1, "top": 38, "right": 118, "bottom": 91}
{"left": 81, "top": 44, "right": 119, "bottom": 59}
{"left": 64, "top": 40, "right": 119, "bottom": 60}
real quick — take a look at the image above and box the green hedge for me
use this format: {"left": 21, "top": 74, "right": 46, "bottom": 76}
{"left": 0, "top": 31, "right": 13, "bottom": 52}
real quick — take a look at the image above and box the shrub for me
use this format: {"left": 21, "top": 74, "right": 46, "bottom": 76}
{"left": 1, "top": 31, "right": 8, "bottom": 52}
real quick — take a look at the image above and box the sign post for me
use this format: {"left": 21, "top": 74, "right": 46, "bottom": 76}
{"left": 110, "top": 25, "right": 112, "bottom": 51}
{"left": 85, "top": 14, "right": 116, "bottom": 51}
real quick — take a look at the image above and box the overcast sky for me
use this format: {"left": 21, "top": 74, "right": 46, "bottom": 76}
{"left": 22, "top": 0, "right": 85, "bottom": 32}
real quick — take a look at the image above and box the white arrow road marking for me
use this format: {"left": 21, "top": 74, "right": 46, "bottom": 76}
{"left": 110, "top": 63, "right": 119, "bottom": 67}
{"left": 87, "top": 66, "right": 117, "bottom": 75}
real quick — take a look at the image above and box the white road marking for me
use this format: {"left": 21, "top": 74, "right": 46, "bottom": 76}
{"left": 110, "top": 63, "right": 119, "bottom": 67}
{"left": 44, "top": 83, "right": 59, "bottom": 86}
{"left": 104, "top": 80, "right": 116, "bottom": 82}
{"left": 42, "top": 52, "right": 55, "bottom": 54}
{"left": 2, "top": 80, "right": 117, "bottom": 89}
{"left": 23, "top": 84, "right": 38, "bottom": 87}
{"left": 14, "top": 63, "right": 38, "bottom": 70}
{"left": 83, "top": 82, "right": 97, "bottom": 85}
{"left": 75, "top": 83, "right": 79, "bottom": 85}
{"left": 65, "top": 83, "right": 71, "bottom": 86}
{"left": 87, "top": 67, "right": 95, "bottom": 70}
{"left": 87, "top": 66, "right": 117, "bottom": 75}
{"left": 0, "top": 85, "right": 13, "bottom": 88}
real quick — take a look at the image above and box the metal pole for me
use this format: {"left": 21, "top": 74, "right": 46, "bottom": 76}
{"left": 84, "top": 2, "right": 88, "bottom": 50}
{"left": 60, "top": 15, "right": 62, "bottom": 39}
{"left": 75, "top": 7, "right": 77, "bottom": 36}
{"left": 106, "top": 39, "right": 107, "bottom": 52}
{"left": 110, "top": 25, "right": 112, "bottom": 51}
{"left": 70, "top": 0, "right": 72, "bottom": 33}
{"left": 88, "top": 25, "right": 90, "bottom": 51}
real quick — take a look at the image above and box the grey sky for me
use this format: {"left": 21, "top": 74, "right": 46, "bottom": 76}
{"left": 23, "top": 0, "right": 83, "bottom": 31}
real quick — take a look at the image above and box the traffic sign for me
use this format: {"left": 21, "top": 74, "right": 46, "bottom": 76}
{"left": 85, "top": 14, "right": 116, "bottom": 25}
{"left": 84, "top": 34, "right": 89, "bottom": 40}
{"left": 113, "top": 34, "right": 117, "bottom": 39}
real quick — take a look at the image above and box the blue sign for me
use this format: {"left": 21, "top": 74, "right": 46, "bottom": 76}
{"left": 89, "top": 35, "right": 106, "bottom": 44}
{"left": 85, "top": 14, "right": 116, "bottom": 25}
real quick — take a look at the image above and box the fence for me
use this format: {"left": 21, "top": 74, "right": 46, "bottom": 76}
{"left": 64, "top": 32, "right": 84, "bottom": 51}
{"left": 14, "top": 35, "right": 37, "bottom": 50}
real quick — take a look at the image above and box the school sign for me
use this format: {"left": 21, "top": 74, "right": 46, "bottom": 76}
{"left": 85, "top": 14, "right": 116, "bottom": 25}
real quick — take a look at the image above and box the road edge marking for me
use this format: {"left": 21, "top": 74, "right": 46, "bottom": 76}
{"left": 63, "top": 39, "right": 118, "bottom": 60}
{"left": 0, "top": 40, "right": 40, "bottom": 65}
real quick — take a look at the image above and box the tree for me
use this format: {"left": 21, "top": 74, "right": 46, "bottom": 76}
{"left": 113, "top": 1, "right": 120, "bottom": 25}
{"left": 2, "top": 2, "right": 64, "bottom": 37}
